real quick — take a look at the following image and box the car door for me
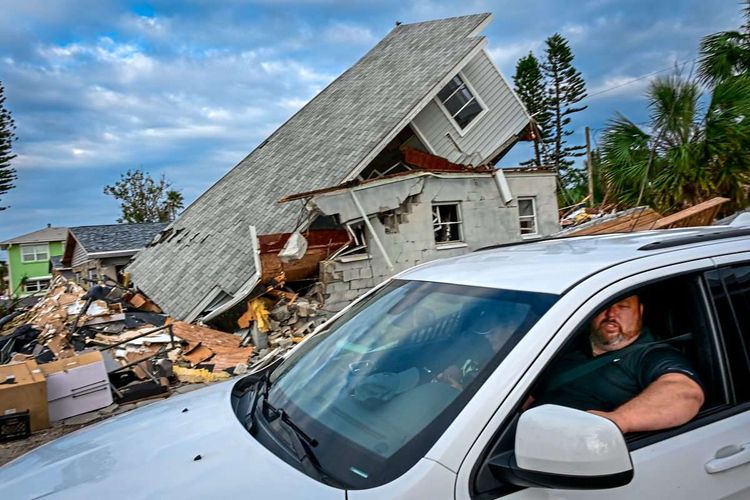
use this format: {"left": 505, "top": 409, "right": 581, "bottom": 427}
{"left": 457, "top": 258, "right": 750, "bottom": 500}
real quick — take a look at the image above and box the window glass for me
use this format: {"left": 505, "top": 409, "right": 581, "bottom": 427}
{"left": 705, "top": 266, "right": 750, "bottom": 402}
{"left": 23, "top": 279, "right": 50, "bottom": 293}
{"left": 518, "top": 198, "right": 537, "bottom": 235}
{"left": 21, "top": 244, "right": 48, "bottom": 262}
{"left": 437, "top": 74, "right": 483, "bottom": 129}
{"left": 432, "top": 203, "right": 462, "bottom": 243}
{"left": 261, "top": 280, "right": 557, "bottom": 489}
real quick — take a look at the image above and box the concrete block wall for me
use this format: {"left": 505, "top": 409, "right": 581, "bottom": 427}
{"left": 504, "top": 171, "right": 560, "bottom": 236}
{"left": 320, "top": 175, "right": 536, "bottom": 310}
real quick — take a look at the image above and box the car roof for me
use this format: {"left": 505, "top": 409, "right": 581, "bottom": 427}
{"left": 397, "top": 226, "right": 750, "bottom": 295}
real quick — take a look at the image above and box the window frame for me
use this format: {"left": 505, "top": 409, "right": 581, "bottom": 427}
{"left": 434, "top": 72, "right": 487, "bottom": 137}
{"left": 432, "top": 202, "right": 464, "bottom": 246}
{"left": 20, "top": 243, "right": 49, "bottom": 263}
{"left": 23, "top": 277, "right": 51, "bottom": 293}
{"left": 335, "top": 222, "right": 370, "bottom": 262}
{"left": 517, "top": 197, "right": 538, "bottom": 237}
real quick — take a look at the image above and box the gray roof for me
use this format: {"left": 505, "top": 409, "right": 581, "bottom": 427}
{"left": 128, "top": 13, "right": 493, "bottom": 320}
{"left": 0, "top": 227, "right": 68, "bottom": 247}
{"left": 49, "top": 255, "right": 68, "bottom": 270}
{"left": 70, "top": 223, "right": 168, "bottom": 254}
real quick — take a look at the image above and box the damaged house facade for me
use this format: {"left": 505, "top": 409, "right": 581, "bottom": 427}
{"left": 128, "top": 13, "right": 559, "bottom": 324}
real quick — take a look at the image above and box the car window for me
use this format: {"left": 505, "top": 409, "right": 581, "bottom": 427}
{"left": 472, "top": 272, "right": 726, "bottom": 498}
{"left": 704, "top": 264, "right": 750, "bottom": 403}
{"left": 259, "top": 279, "right": 558, "bottom": 489}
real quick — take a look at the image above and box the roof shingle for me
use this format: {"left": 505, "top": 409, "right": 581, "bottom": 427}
{"left": 128, "top": 14, "right": 493, "bottom": 320}
{"left": 70, "top": 223, "right": 168, "bottom": 254}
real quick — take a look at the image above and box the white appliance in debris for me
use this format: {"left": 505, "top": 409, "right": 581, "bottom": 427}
{"left": 40, "top": 351, "right": 112, "bottom": 421}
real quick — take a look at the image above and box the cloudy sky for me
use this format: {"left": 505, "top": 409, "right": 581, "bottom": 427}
{"left": 0, "top": 0, "right": 742, "bottom": 245}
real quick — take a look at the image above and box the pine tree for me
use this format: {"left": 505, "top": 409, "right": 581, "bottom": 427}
{"left": 513, "top": 52, "right": 551, "bottom": 165}
{"left": 0, "top": 81, "right": 17, "bottom": 211}
{"left": 541, "top": 34, "right": 587, "bottom": 187}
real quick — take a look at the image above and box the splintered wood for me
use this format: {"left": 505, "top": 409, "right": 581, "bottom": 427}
{"left": 167, "top": 320, "right": 254, "bottom": 371}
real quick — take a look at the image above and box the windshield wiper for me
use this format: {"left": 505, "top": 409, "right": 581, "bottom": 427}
{"left": 261, "top": 399, "right": 342, "bottom": 485}
{"left": 243, "top": 356, "right": 283, "bottom": 434}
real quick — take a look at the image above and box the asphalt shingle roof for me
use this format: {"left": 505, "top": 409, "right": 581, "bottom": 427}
{"left": 70, "top": 223, "right": 168, "bottom": 254}
{"left": 0, "top": 227, "right": 68, "bottom": 247}
{"left": 128, "top": 13, "right": 492, "bottom": 320}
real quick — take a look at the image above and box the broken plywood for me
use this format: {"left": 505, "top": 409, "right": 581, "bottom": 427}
{"left": 258, "top": 230, "right": 350, "bottom": 282}
{"left": 560, "top": 207, "right": 663, "bottom": 236}
{"left": 652, "top": 197, "right": 729, "bottom": 229}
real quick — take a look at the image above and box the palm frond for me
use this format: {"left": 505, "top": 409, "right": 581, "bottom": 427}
{"left": 698, "top": 30, "right": 750, "bottom": 86}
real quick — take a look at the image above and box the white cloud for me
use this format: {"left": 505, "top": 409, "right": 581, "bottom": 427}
{"left": 323, "top": 21, "right": 376, "bottom": 45}
{"left": 486, "top": 40, "right": 541, "bottom": 74}
{"left": 280, "top": 97, "right": 309, "bottom": 110}
{"left": 562, "top": 23, "right": 586, "bottom": 38}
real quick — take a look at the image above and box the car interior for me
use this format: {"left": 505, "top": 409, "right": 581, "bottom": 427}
{"left": 471, "top": 272, "right": 728, "bottom": 498}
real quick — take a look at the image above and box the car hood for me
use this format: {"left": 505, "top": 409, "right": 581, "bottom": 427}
{"left": 0, "top": 380, "right": 343, "bottom": 500}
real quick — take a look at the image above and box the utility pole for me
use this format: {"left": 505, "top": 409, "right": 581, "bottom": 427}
{"left": 585, "top": 126, "right": 594, "bottom": 207}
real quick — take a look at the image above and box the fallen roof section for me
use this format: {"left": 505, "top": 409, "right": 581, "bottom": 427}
{"left": 127, "top": 13, "right": 497, "bottom": 321}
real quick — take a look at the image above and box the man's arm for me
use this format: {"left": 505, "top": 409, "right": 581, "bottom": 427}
{"left": 589, "top": 373, "right": 704, "bottom": 433}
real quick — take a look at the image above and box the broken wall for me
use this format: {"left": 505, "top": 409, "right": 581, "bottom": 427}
{"left": 319, "top": 175, "right": 522, "bottom": 310}
{"left": 72, "top": 256, "right": 132, "bottom": 283}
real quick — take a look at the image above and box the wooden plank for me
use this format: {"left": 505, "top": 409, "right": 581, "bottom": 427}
{"left": 652, "top": 197, "right": 729, "bottom": 229}
{"left": 565, "top": 208, "right": 662, "bottom": 236}
{"left": 167, "top": 321, "right": 241, "bottom": 350}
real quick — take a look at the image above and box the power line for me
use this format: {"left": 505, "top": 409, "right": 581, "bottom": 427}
{"left": 587, "top": 58, "right": 697, "bottom": 99}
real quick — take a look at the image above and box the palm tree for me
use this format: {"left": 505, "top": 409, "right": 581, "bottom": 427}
{"left": 163, "top": 190, "right": 184, "bottom": 222}
{"left": 698, "top": 2, "right": 750, "bottom": 86}
{"left": 599, "top": 74, "right": 750, "bottom": 213}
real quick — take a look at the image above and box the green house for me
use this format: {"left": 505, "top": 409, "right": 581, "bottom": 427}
{"left": 0, "top": 226, "right": 68, "bottom": 299}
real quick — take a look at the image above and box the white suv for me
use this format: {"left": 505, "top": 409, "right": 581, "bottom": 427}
{"left": 2, "top": 226, "right": 749, "bottom": 499}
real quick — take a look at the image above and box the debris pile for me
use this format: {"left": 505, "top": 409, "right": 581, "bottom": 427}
{"left": 0, "top": 273, "right": 330, "bottom": 443}
{"left": 236, "top": 288, "right": 329, "bottom": 361}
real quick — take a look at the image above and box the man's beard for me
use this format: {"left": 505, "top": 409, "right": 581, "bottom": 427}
{"left": 591, "top": 320, "right": 626, "bottom": 347}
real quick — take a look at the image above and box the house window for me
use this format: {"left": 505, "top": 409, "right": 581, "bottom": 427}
{"left": 23, "top": 278, "right": 50, "bottom": 293}
{"left": 336, "top": 223, "right": 370, "bottom": 262}
{"left": 437, "top": 74, "right": 484, "bottom": 129}
{"left": 21, "top": 244, "right": 49, "bottom": 262}
{"left": 518, "top": 197, "right": 537, "bottom": 236}
{"left": 433, "top": 203, "right": 463, "bottom": 243}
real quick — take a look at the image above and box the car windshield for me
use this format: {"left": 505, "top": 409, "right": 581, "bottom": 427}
{"left": 260, "top": 279, "right": 557, "bottom": 488}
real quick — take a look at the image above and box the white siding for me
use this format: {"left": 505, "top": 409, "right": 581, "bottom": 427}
{"left": 410, "top": 50, "right": 530, "bottom": 164}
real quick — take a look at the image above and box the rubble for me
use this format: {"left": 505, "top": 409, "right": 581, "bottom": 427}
{"left": 0, "top": 270, "right": 329, "bottom": 449}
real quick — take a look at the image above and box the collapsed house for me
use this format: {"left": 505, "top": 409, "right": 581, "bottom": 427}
{"left": 128, "top": 13, "right": 559, "bottom": 325}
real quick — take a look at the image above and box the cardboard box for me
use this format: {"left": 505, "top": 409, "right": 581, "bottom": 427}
{"left": 0, "top": 360, "right": 49, "bottom": 431}
{"left": 40, "top": 351, "right": 113, "bottom": 422}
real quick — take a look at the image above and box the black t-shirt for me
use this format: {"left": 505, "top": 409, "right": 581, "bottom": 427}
{"left": 535, "top": 331, "right": 702, "bottom": 412}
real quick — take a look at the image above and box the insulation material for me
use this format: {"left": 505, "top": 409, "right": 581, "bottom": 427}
{"left": 278, "top": 232, "right": 308, "bottom": 263}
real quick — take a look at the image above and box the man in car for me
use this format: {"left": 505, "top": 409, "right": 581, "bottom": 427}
{"left": 534, "top": 295, "right": 705, "bottom": 433}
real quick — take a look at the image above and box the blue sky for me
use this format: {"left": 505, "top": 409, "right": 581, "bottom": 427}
{"left": 0, "top": 0, "right": 742, "bottom": 246}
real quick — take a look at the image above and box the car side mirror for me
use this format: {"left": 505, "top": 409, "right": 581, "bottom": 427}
{"left": 488, "top": 405, "right": 633, "bottom": 490}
